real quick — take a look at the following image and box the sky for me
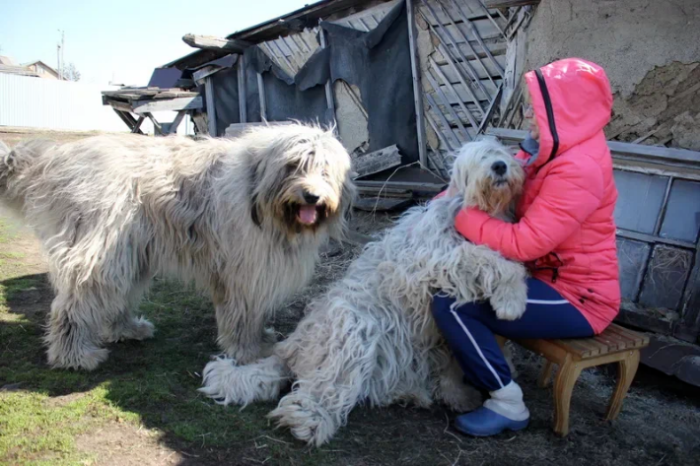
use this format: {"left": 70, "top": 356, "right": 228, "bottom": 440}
{"left": 0, "top": 0, "right": 311, "bottom": 86}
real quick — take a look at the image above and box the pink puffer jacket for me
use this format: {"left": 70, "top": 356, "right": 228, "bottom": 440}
{"left": 456, "top": 58, "right": 620, "bottom": 334}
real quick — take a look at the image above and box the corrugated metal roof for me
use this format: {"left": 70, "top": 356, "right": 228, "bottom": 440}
{"left": 0, "top": 64, "right": 40, "bottom": 78}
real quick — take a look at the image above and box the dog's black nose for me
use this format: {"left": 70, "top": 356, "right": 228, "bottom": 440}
{"left": 303, "top": 192, "right": 320, "bottom": 204}
{"left": 491, "top": 161, "right": 507, "bottom": 176}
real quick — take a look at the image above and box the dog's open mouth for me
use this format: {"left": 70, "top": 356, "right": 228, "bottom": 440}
{"left": 297, "top": 204, "right": 325, "bottom": 225}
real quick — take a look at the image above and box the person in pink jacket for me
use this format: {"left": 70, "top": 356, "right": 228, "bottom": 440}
{"left": 432, "top": 58, "right": 620, "bottom": 436}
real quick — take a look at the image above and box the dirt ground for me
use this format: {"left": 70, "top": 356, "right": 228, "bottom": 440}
{"left": 1, "top": 129, "right": 699, "bottom": 466}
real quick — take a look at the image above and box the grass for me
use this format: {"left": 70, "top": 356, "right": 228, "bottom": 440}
{"left": 0, "top": 213, "right": 336, "bottom": 465}
{"left": 0, "top": 273, "right": 308, "bottom": 465}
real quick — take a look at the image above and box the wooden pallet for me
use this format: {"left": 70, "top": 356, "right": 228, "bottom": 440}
{"left": 498, "top": 324, "right": 650, "bottom": 436}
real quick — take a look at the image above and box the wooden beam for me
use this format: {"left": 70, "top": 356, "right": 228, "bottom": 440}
{"left": 406, "top": 0, "right": 428, "bottom": 169}
{"left": 132, "top": 116, "right": 145, "bottom": 134}
{"left": 145, "top": 113, "right": 162, "bottom": 136}
{"left": 237, "top": 55, "right": 247, "bottom": 123}
{"left": 204, "top": 77, "right": 217, "bottom": 136}
{"left": 318, "top": 26, "right": 336, "bottom": 122}
{"left": 353, "top": 145, "right": 402, "bottom": 179}
{"left": 485, "top": 128, "right": 700, "bottom": 168}
{"left": 477, "top": 83, "right": 503, "bottom": 134}
{"left": 353, "top": 197, "right": 413, "bottom": 212}
{"left": 193, "top": 62, "right": 234, "bottom": 83}
{"left": 182, "top": 34, "right": 251, "bottom": 53}
{"left": 191, "top": 113, "right": 208, "bottom": 135}
{"left": 131, "top": 96, "right": 203, "bottom": 114}
{"left": 103, "top": 97, "right": 134, "bottom": 113}
{"left": 354, "top": 179, "right": 446, "bottom": 193}
{"left": 257, "top": 73, "right": 267, "bottom": 121}
{"left": 164, "top": 111, "right": 187, "bottom": 135}
{"left": 484, "top": 0, "right": 540, "bottom": 8}
{"left": 112, "top": 109, "right": 143, "bottom": 135}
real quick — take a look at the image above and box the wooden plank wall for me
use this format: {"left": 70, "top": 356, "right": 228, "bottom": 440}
{"left": 414, "top": 0, "right": 520, "bottom": 176}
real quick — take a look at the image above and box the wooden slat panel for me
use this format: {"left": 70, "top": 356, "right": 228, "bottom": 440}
{"left": 420, "top": 0, "right": 494, "bottom": 24}
{"left": 436, "top": 103, "right": 483, "bottom": 127}
{"left": 436, "top": 77, "right": 502, "bottom": 104}
{"left": 433, "top": 41, "right": 506, "bottom": 64}
{"left": 429, "top": 18, "right": 503, "bottom": 42}
{"left": 485, "top": 0, "right": 540, "bottom": 8}
{"left": 437, "top": 55, "right": 505, "bottom": 81}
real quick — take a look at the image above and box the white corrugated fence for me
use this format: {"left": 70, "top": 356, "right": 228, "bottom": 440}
{"left": 0, "top": 73, "right": 192, "bottom": 134}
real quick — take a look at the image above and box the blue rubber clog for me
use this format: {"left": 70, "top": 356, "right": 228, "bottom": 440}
{"left": 454, "top": 407, "right": 529, "bottom": 437}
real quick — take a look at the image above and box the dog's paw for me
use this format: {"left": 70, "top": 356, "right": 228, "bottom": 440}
{"left": 47, "top": 344, "right": 109, "bottom": 371}
{"left": 124, "top": 316, "right": 155, "bottom": 340}
{"left": 200, "top": 355, "right": 287, "bottom": 406}
{"left": 490, "top": 281, "right": 528, "bottom": 321}
{"left": 438, "top": 374, "right": 482, "bottom": 412}
{"left": 269, "top": 392, "right": 336, "bottom": 447}
{"left": 493, "top": 299, "right": 526, "bottom": 321}
{"left": 199, "top": 356, "right": 247, "bottom": 405}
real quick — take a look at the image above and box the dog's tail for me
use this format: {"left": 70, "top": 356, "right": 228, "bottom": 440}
{"left": 0, "top": 138, "right": 54, "bottom": 209}
{"left": 0, "top": 140, "right": 13, "bottom": 196}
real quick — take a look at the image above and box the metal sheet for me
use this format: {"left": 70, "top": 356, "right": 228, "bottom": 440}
{"left": 639, "top": 245, "right": 693, "bottom": 311}
{"left": 617, "top": 238, "right": 650, "bottom": 301}
{"left": 659, "top": 179, "right": 700, "bottom": 243}
{"left": 613, "top": 170, "right": 668, "bottom": 234}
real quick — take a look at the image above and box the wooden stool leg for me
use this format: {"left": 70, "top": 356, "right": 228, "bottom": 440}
{"left": 539, "top": 360, "right": 554, "bottom": 388}
{"left": 605, "top": 350, "right": 640, "bottom": 421}
{"left": 553, "top": 355, "right": 583, "bottom": 436}
{"left": 495, "top": 335, "right": 507, "bottom": 350}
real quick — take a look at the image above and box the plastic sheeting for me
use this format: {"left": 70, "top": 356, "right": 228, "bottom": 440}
{"left": 207, "top": 1, "right": 418, "bottom": 162}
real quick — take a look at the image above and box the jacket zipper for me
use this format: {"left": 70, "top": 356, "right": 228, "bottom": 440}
{"left": 534, "top": 69, "right": 559, "bottom": 161}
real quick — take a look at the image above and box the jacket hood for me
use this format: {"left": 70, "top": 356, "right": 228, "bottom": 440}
{"left": 524, "top": 58, "right": 613, "bottom": 167}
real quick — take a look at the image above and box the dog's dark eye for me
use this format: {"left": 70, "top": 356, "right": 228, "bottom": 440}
{"left": 286, "top": 162, "right": 299, "bottom": 173}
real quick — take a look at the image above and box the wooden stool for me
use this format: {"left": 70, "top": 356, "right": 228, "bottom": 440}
{"left": 496, "top": 324, "right": 649, "bottom": 436}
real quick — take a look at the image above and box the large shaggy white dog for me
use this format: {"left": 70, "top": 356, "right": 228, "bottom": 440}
{"left": 0, "top": 124, "right": 354, "bottom": 370}
{"left": 200, "top": 139, "right": 528, "bottom": 446}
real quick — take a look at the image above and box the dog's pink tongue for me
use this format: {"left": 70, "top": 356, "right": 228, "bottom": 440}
{"left": 298, "top": 205, "right": 318, "bottom": 224}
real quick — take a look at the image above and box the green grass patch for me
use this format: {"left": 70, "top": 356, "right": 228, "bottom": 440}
{"left": 0, "top": 275, "right": 334, "bottom": 465}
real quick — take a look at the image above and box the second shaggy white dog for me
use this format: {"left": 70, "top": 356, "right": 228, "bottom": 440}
{"left": 200, "top": 139, "right": 528, "bottom": 446}
{"left": 0, "top": 124, "right": 354, "bottom": 370}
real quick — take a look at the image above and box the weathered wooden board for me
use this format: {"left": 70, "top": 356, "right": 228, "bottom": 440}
{"left": 484, "top": 0, "right": 540, "bottom": 8}
{"left": 131, "top": 96, "right": 203, "bottom": 114}
{"left": 353, "top": 145, "right": 402, "bottom": 179}
{"left": 223, "top": 121, "right": 294, "bottom": 139}
{"left": 183, "top": 34, "right": 251, "bottom": 53}
{"left": 353, "top": 197, "right": 413, "bottom": 212}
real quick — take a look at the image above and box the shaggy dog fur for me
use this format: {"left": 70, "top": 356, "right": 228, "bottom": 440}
{"left": 200, "top": 139, "right": 528, "bottom": 446}
{"left": 0, "top": 124, "right": 355, "bottom": 370}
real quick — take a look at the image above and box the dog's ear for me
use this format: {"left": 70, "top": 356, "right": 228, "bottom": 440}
{"left": 446, "top": 161, "right": 467, "bottom": 198}
{"left": 249, "top": 161, "right": 263, "bottom": 228}
{"left": 250, "top": 193, "right": 262, "bottom": 228}
{"left": 330, "top": 176, "right": 357, "bottom": 241}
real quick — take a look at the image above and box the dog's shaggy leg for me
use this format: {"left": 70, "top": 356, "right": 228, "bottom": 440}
{"left": 200, "top": 355, "right": 290, "bottom": 406}
{"left": 269, "top": 388, "right": 339, "bottom": 447}
{"left": 45, "top": 292, "right": 110, "bottom": 370}
{"left": 215, "top": 297, "right": 270, "bottom": 365}
{"left": 270, "top": 312, "right": 380, "bottom": 446}
{"left": 489, "top": 263, "right": 529, "bottom": 321}
{"left": 436, "top": 356, "right": 482, "bottom": 412}
{"left": 104, "top": 278, "right": 155, "bottom": 343}
{"left": 106, "top": 316, "right": 155, "bottom": 342}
